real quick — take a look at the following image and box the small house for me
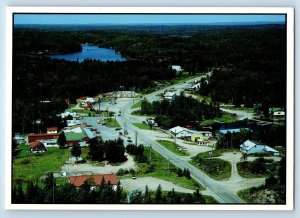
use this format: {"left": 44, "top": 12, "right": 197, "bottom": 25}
{"left": 30, "top": 141, "right": 47, "bottom": 153}
{"left": 171, "top": 65, "right": 183, "bottom": 75}
{"left": 240, "top": 139, "right": 280, "bottom": 156}
{"left": 164, "top": 92, "right": 176, "bottom": 101}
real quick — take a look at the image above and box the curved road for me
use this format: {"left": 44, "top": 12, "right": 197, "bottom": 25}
{"left": 113, "top": 74, "right": 245, "bottom": 204}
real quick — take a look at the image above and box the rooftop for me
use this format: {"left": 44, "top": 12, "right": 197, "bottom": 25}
{"left": 69, "top": 174, "right": 118, "bottom": 187}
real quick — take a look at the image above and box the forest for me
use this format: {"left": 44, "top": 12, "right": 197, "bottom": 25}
{"left": 12, "top": 173, "right": 207, "bottom": 204}
{"left": 13, "top": 24, "right": 286, "bottom": 133}
{"left": 140, "top": 95, "right": 222, "bottom": 129}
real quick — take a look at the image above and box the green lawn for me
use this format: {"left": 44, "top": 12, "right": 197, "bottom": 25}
{"left": 190, "top": 157, "right": 231, "bottom": 181}
{"left": 201, "top": 114, "right": 237, "bottom": 125}
{"left": 13, "top": 145, "right": 91, "bottom": 184}
{"left": 103, "top": 118, "right": 121, "bottom": 128}
{"left": 72, "top": 109, "right": 96, "bottom": 114}
{"left": 132, "top": 123, "right": 151, "bottom": 130}
{"left": 13, "top": 146, "right": 70, "bottom": 183}
{"left": 131, "top": 110, "right": 155, "bottom": 117}
{"left": 203, "top": 195, "right": 219, "bottom": 204}
{"left": 156, "top": 140, "right": 189, "bottom": 156}
{"left": 131, "top": 100, "right": 144, "bottom": 109}
{"left": 183, "top": 141, "right": 198, "bottom": 145}
{"left": 135, "top": 147, "right": 204, "bottom": 191}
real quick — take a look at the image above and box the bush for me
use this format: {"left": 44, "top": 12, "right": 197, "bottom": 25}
{"left": 20, "top": 158, "right": 31, "bottom": 165}
{"left": 129, "top": 169, "right": 136, "bottom": 176}
{"left": 117, "top": 168, "right": 125, "bottom": 176}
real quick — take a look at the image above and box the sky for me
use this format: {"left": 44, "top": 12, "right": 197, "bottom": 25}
{"left": 14, "top": 14, "right": 286, "bottom": 25}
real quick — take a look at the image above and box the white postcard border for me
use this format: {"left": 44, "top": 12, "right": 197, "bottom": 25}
{"left": 5, "top": 6, "right": 295, "bottom": 211}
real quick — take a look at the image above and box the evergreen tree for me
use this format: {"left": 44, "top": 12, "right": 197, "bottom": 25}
{"left": 71, "top": 142, "right": 82, "bottom": 161}
{"left": 57, "top": 132, "right": 66, "bottom": 149}
{"left": 155, "top": 184, "right": 163, "bottom": 203}
{"left": 143, "top": 185, "right": 152, "bottom": 204}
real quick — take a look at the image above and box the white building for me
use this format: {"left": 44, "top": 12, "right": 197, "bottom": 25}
{"left": 14, "top": 135, "right": 26, "bottom": 144}
{"left": 171, "top": 65, "right": 183, "bottom": 74}
{"left": 164, "top": 92, "right": 176, "bottom": 101}
{"left": 67, "top": 119, "right": 82, "bottom": 127}
{"left": 169, "top": 126, "right": 193, "bottom": 138}
{"left": 240, "top": 139, "right": 280, "bottom": 156}
{"left": 38, "top": 139, "right": 58, "bottom": 147}
{"left": 47, "top": 127, "right": 58, "bottom": 134}
{"left": 61, "top": 111, "right": 77, "bottom": 119}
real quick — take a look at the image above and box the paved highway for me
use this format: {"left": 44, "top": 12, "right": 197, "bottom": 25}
{"left": 113, "top": 73, "right": 245, "bottom": 204}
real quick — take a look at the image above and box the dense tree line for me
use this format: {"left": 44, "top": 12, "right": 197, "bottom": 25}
{"left": 12, "top": 173, "right": 208, "bottom": 204}
{"left": 140, "top": 95, "right": 222, "bottom": 129}
{"left": 216, "top": 125, "right": 286, "bottom": 149}
{"left": 88, "top": 137, "right": 127, "bottom": 163}
{"left": 125, "top": 144, "right": 148, "bottom": 163}
{"left": 199, "top": 67, "right": 286, "bottom": 113}
{"left": 12, "top": 55, "right": 175, "bottom": 133}
{"left": 240, "top": 157, "right": 286, "bottom": 204}
{"left": 13, "top": 24, "right": 286, "bottom": 133}
{"left": 12, "top": 173, "right": 124, "bottom": 204}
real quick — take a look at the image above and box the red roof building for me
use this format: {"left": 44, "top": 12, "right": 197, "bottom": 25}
{"left": 30, "top": 141, "right": 47, "bottom": 153}
{"left": 69, "top": 174, "right": 118, "bottom": 187}
{"left": 28, "top": 133, "right": 59, "bottom": 143}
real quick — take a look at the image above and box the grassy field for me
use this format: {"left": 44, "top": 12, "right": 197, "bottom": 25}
{"left": 13, "top": 144, "right": 91, "bottom": 184}
{"left": 203, "top": 195, "right": 219, "bottom": 204}
{"left": 134, "top": 147, "right": 204, "bottom": 191}
{"left": 156, "top": 140, "right": 189, "bottom": 156}
{"left": 183, "top": 141, "right": 198, "bottom": 145}
{"left": 190, "top": 155, "right": 232, "bottom": 180}
{"left": 131, "top": 100, "right": 144, "bottom": 109}
{"left": 72, "top": 109, "right": 96, "bottom": 115}
{"left": 103, "top": 118, "right": 121, "bottom": 128}
{"left": 201, "top": 114, "right": 237, "bottom": 126}
{"left": 13, "top": 145, "right": 70, "bottom": 183}
{"left": 132, "top": 123, "right": 151, "bottom": 130}
{"left": 131, "top": 110, "right": 155, "bottom": 117}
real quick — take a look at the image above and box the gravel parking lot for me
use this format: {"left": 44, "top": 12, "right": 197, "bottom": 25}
{"left": 120, "top": 177, "right": 195, "bottom": 194}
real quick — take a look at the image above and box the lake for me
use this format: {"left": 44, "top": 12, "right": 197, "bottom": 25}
{"left": 48, "top": 44, "right": 126, "bottom": 62}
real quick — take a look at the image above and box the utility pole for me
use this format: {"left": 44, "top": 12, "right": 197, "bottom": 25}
{"left": 149, "top": 145, "right": 152, "bottom": 162}
{"left": 135, "top": 131, "right": 138, "bottom": 146}
{"left": 174, "top": 129, "right": 177, "bottom": 146}
{"left": 52, "top": 173, "right": 55, "bottom": 204}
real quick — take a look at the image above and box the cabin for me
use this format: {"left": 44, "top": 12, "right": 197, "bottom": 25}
{"left": 30, "top": 141, "right": 47, "bottom": 153}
